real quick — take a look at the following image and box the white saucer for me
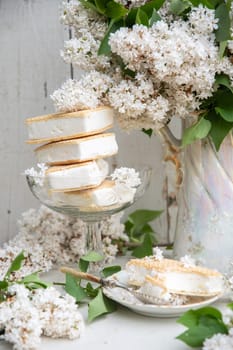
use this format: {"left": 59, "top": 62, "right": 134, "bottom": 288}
{"left": 102, "top": 270, "right": 222, "bottom": 318}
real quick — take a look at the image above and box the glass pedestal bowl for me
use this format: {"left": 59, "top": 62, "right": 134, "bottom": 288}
{"left": 26, "top": 166, "right": 151, "bottom": 267}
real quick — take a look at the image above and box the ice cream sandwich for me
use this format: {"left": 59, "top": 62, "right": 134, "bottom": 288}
{"left": 35, "top": 133, "right": 118, "bottom": 165}
{"left": 48, "top": 180, "right": 136, "bottom": 208}
{"left": 126, "top": 257, "right": 224, "bottom": 297}
{"left": 26, "top": 107, "right": 114, "bottom": 143}
{"left": 46, "top": 159, "right": 109, "bottom": 192}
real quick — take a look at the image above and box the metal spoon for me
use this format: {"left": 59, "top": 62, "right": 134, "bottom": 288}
{"left": 59, "top": 266, "right": 180, "bottom": 305}
{"left": 60, "top": 266, "right": 129, "bottom": 290}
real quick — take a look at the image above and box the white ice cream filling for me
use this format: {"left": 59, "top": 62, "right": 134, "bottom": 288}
{"left": 161, "top": 272, "right": 223, "bottom": 294}
{"left": 36, "top": 134, "right": 118, "bottom": 164}
{"left": 27, "top": 110, "right": 113, "bottom": 140}
{"left": 47, "top": 159, "right": 109, "bottom": 191}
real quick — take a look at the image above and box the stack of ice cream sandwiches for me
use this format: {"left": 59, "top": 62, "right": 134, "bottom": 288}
{"left": 26, "top": 107, "right": 135, "bottom": 209}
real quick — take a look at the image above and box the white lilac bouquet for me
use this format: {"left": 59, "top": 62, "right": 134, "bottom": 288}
{"left": 51, "top": 0, "right": 233, "bottom": 150}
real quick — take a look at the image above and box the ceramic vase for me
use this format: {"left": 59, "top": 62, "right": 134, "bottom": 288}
{"left": 173, "top": 133, "right": 233, "bottom": 272}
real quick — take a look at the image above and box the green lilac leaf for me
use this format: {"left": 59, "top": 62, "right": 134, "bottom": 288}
{"left": 0, "top": 281, "right": 8, "bottom": 289}
{"left": 132, "top": 232, "right": 153, "bottom": 258}
{"left": 177, "top": 307, "right": 223, "bottom": 328}
{"left": 98, "top": 19, "right": 123, "bottom": 55}
{"left": 6, "top": 251, "right": 25, "bottom": 277}
{"left": 215, "top": 74, "right": 233, "bottom": 93}
{"left": 177, "top": 310, "right": 199, "bottom": 328}
{"left": 142, "top": 226, "right": 157, "bottom": 243}
{"left": 85, "top": 282, "right": 99, "bottom": 298}
{"left": 194, "top": 307, "right": 224, "bottom": 321}
{"left": 215, "top": 3, "right": 231, "bottom": 42}
{"left": 136, "top": 8, "right": 149, "bottom": 26}
{"left": 81, "top": 251, "right": 104, "bottom": 262}
{"left": 177, "top": 307, "right": 228, "bottom": 347}
{"left": 203, "top": 0, "right": 220, "bottom": 9}
{"left": 169, "top": 0, "right": 191, "bottom": 15}
{"left": 188, "top": 0, "right": 201, "bottom": 6}
{"left": 88, "top": 288, "right": 117, "bottom": 322}
{"left": 149, "top": 9, "right": 161, "bottom": 26}
{"left": 126, "top": 8, "right": 137, "bottom": 26}
{"left": 227, "top": 302, "right": 233, "bottom": 310}
{"left": 142, "top": 128, "right": 153, "bottom": 137}
{"left": 141, "top": 0, "right": 166, "bottom": 14}
{"left": 226, "top": 0, "right": 233, "bottom": 11}
{"left": 177, "top": 315, "right": 228, "bottom": 347}
{"left": 126, "top": 1, "right": 163, "bottom": 27}
{"left": 65, "top": 273, "right": 87, "bottom": 302}
{"left": 105, "top": 1, "right": 128, "bottom": 19}
{"left": 207, "top": 110, "right": 233, "bottom": 150}
{"left": 79, "top": 0, "right": 98, "bottom": 12}
{"left": 125, "top": 209, "right": 161, "bottom": 244}
{"left": 130, "top": 223, "right": 155, "bottom": 241}
{"left": 79, "top": 251, "right": 104, "bottom": 272}
{"left": 79, "top": 259, "right": 89, "bottom": 272}
{"left": 23, "top": 282, "right": 48, "bottom": 290}
{"left": 136, "top": 223, "right": 155, "bottom": 235}
{"left": 215, "top": 91, "right": 233, "bottom": 122}
{"left": 22, "top": 272, "right": 51, "bottom": 289}
{"left": 124, "top": 220, "right": 134, "bottom": 237}
{"left": 182, "top": 117, "right": 211, "bottom": 146}
{"left": 215, "top": 106, "right": 233, "bottom": 122}
{"left": 199, "top": 93, "right": 215, "bottom": 110}
{"left": 177, "top": 324, "right": 223, "bottom": 348}
{"left": 188, "top": 0, "right": 220, "bottom": 9}
{"left": 94, "top": 0, "right": 109, "bottom": 14}
{"left": 219, "top": 40, "right": 228, "bottom": 58}
{"left": 101, "top": 265, "right": 121, "bottom": 278}
{"left": 128, "top": 209, "right": 163, "bottom": 229}
{"left": 123, "top": 68, "right": 136, "bottom": 78}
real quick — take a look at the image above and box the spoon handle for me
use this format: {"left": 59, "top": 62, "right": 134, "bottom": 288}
{"left": 60, "top": 266, "right": 102, "bottom": 284}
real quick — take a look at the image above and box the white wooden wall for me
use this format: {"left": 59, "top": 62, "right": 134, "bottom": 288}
{"left": 0, "top": 0, "right": 177, "bottom": 245}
